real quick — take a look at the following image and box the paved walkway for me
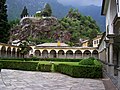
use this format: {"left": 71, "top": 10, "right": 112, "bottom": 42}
{"left": 0, "top": 69, "right": 105, "bottom": 90}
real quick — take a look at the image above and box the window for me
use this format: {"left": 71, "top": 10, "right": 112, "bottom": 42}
{"left": 94, "top": 41, "right": 96, "bottom": 44}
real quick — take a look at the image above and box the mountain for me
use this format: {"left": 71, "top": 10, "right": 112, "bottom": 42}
{"left": 77, "top": 5, "right": 105, "bottom": 32}
{"left": 6, "top": 0, "right": 105, "bottom": 31}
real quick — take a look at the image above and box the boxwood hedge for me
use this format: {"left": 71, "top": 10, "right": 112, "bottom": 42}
{"left": 0, "top": 58, "right": 82, "bottom": 62}
{"left": 56, "top": 64, "right": 102, "bottom": 78}
{"left": 0, "top": 59, "right": 102, "bottom": 78}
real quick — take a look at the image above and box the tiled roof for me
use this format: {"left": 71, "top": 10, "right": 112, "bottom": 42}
{"left": 36, "top": 43, "right": 69, "bottom": 47}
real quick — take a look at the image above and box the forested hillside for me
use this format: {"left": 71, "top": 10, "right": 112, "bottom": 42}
{"left": 6, "top": 0, "right": 105, "bottom": 31}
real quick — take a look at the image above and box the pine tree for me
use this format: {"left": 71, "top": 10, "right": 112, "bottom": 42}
{"left": 41, "top": 3, "right": 52, "bottom": 17}
{"left": 20, "top": 6, "right": 29, "bottom": 18}
{"left": 0, "top": 0, "right": 10, "bottom": 43}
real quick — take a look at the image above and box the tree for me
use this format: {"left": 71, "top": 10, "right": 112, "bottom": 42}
{"left": 9, "top": 18, "right": 20, "bottom": 28}
{"left": 20, "top": 6, "right": 29, "bottom": 18}
{"left": 19, "top": 41, "right": 31, "bottom": 58}
{"left": 0, "top": 0, "right": 10, "bottom": 43}
{"left": 41, "top": 3, "right": 52, "bottom": 17}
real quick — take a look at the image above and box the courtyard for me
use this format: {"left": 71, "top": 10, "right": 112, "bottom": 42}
{"left": 0, "top": 69, "right": 105, "bottom": 90}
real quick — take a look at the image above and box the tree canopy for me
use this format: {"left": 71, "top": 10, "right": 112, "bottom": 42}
{"left": 0, "top": 0, "right": 10, "bottom": 43}
{"left": 20, "top": 6, "right": 29, "bottom": 18}
{"left": 56, "top": 8, "right": 101, "bottom": 46}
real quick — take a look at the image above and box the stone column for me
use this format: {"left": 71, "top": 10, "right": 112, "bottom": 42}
{"left": 91, "top": 53, "right": 92, "bottom": 57}
{"left": 65, "top": 53, "right": 67, "bottom": 59}
{"left": 108, "top": 36, "right": 115, "bottom": 76}
{"left": 73, "top": 53, "right": 75, "bottom": 59}
{"left": 4, "top": 51, "right": 7, "bottom": 58}
{"left": 56, "top": 53, "right": 58, "bottom": 58}
{"left": 117, "top": 0, "right": 120, "bottom": 13}
{"left": 82, "top": 53, "right": 83, "bottom": 59}
{"left": 117, "top": 67, "right": 120, "bottom": 89}
{"left": 41, "top": 53, "right": 42, "bottom": 58}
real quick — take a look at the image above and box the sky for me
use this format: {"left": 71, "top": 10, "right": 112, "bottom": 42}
{"left": 57, "top": 0, "right": 102, "bottom": 7}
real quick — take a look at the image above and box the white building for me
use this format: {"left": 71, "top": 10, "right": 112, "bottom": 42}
{"left": 100, "top": 0, "right": 120, "bottom": 89}
{"left": 93, "top": 35, "right": 102, "bottom": 47}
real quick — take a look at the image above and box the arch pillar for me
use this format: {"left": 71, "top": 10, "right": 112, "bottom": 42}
{"left": 81, "top": 50, "right": 85, "bottom": 59}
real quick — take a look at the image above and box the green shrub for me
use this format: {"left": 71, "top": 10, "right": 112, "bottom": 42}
{"left": 39, "top": 58, "right": 82, "bottom": 62}
{"left": 94, "top": 60, "right": 102, "bottom": 66}
{"left": 0, "top": 60, "right": 38, "bottom": 71}
{"left": 0, "top": 60, "right": 102, "bottom": 78}
{"left": 79, "top": 58, "right": 95, "bottom": 65}
{"left": 37, "top": 63, "right": 52, "bottom": 72}
{"left": 0, "top": 58, "right": 82, "bottom": 62}
{"left": 56, "top": 64, "right": 102, "bottom": 78}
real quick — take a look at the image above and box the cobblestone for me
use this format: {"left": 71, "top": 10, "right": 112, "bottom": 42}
{"left": 0, "top": 69, "right": 105, "bottom": 90}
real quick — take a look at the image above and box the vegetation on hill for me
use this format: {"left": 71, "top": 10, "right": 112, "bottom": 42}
{"left": 9, "top": 5, "right": 100, "bottom": 46}
{"left": 56, "top": 9, "right": 100, "bottom": 46}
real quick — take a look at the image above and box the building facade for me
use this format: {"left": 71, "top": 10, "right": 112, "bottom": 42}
{"left": 0, "top": 43, "right": 99, "bottom": 59}
{"left": 100, "top": 0, "right": 120, "bottom": 89}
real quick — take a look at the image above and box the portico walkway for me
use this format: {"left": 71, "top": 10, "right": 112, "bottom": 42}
{"left": 0, "top": 69, "right": 105, "bottom": 90}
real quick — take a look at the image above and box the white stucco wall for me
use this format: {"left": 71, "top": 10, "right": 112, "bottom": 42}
{"left": 106, "top": 0, "right": 117, "bottom": 35}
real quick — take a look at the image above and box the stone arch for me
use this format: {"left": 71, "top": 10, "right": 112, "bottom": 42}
{"left": 1, "top": 46, "right": 6, "bottom": 58}
{"left": 7, "top": 47, "right": 11, "bottom": 58}
{"left": 50, "top": 50, "right": 56, "bottom": 58}
{"left": 12, "top": 48, "right": 16, "bottom": 58}
{"left": 75, "top": 50, "right": 82, "bottom": 59}
{"left": 35, "top": 50, "right": 41, "bottom": 58}
{"left": 66, "top": 50, "right": 73, "bottom": 59}
{"left": 58, "top": 50, "right": 65, "bottom": 58}
{"left": 42, "top": 50, "right": 48, "bottom": 58}
{"left": 92, "top": 50, "right": 98, "bottom": 59}
{"left": 83, "top": 50, "right": 91, "bottom": 59}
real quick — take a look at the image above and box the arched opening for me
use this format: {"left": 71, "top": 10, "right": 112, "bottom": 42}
{"left": 35, "top": 50, "right": 41, "bottom": 58}
{"left": 7, "top": 47, "right": 11, "bottom": 58}
{"left": 42, "top": 50, "right": 48, "bottom": 58}
{"left": 83, "top": 50, "right": 91, "bottom": 59}
{"left": 12, "top": 48, "right": 16, "bottom": 58}
{"left": 50, "top": 50, "right": 56, "bottom": 58}
{"left": 1, "top": 46, "right": 6, "bottom": 58}
{"left": 75, "top": 50, "right": 82, "bottom": 59}
{"left": 92, "top": 50, "right": 98, "bottom": 59}
{"left": 58, "top": 50, "right": 65, "bottom": 58}
{"left": 66, "top": 50, "right": 73, "bottom": 59}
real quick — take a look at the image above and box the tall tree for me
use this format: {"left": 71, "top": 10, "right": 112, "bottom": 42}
{"left": 0, "top": 0, "right": 10, "bottom": 43}
{"left": 41, "top": 3, "right": 52, "bottom": 17}
{"left": 19, "top": 41, "right": 31, "bottom": 58}
{"left": 20, "top": 6, "right": 29, "bottom": 18}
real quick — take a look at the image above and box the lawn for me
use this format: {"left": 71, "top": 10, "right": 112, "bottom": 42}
{"left": 33, "top": 61, "right": 79, "bottom": 65}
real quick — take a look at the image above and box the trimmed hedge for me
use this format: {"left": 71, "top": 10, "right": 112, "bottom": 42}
{"left": 40, "top": 58, "right": 82, "bottom": 62}
{"left": 0, "top": 58, "right": 82, "bottom": 62}
{"left": 79, "top": 58, "right": 94, "bottom": 65}
{"left": 0, "top": 60, "right": 38, "bottom": 71}
{"left": 0, "top": 59, "right": 102, "bottom": 78}
{"left": 56, "top": 64, "right": 102, "bottom": 78}
{"left": 0, "top": 60, "right": 51, "bottom": 72}
{"left": 37, "top": 63, "right": 52, "bottom": 72}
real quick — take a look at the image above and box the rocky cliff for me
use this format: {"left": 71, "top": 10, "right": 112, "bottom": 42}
{"left": 9, "top": 16, "right": 71, "bottom": 45}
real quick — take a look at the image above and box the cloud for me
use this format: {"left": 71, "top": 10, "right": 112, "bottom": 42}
{"left": 57, "top": 0, "right": 102, "bottom": 6}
